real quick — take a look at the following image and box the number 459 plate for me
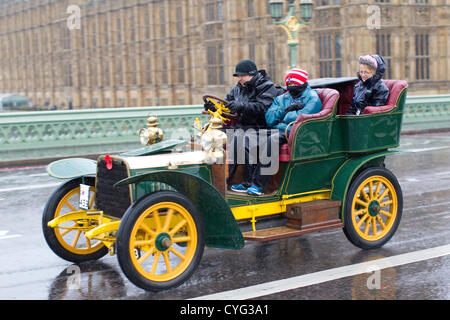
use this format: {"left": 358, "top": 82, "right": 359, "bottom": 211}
{"left": 79, "top": 184, "right": 90, "bottom": 210}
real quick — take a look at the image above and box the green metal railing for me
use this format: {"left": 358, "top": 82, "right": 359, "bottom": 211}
{"left": 0, "top": 105, "right": 208, "bottom": 150}
{"left": 0, "top": 95, "right": 449, "bottom": 162}
{"left": 0, "top": 105, "right": 209, "bottom": 161}
{"left": 402, "top": 94, "right": 450, "bottom": 132}
{"left": 403, "top": 94, "right": 450, "bottom": 119}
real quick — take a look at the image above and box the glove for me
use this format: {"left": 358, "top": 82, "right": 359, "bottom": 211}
{"left": 204, "top": 100, "right": 215, "bottom": 112}
{"left": 284, "top": 102, "right": 304, "bottom": 114}
{"left": 226, "top": 101, "right": 244, "bottom": 114}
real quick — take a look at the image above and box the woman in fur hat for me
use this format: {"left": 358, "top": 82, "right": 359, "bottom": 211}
{"left": 347, "top": 55, "right": 390, "bottom": 115}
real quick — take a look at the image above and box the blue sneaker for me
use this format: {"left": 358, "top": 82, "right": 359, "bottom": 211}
{"left": 247, "top": 186, "right": 263, "bottom": 196}
{"left": 230, "top": 184, "right": 248, "bottom": 193}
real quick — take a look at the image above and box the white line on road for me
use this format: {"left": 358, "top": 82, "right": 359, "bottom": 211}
{"left": 0, "top": 230, "right": 22, "bottom": 240}
{"left": 404, "top": 178, "right": 419, "bottom": 182}
{"left": 0, "top": 235, "right": 22, "bottom": 240}
{"left": 0, "top": 164, "right": 47, "bottom": 172}
{"left": 403, "top": 201, "right": 450, "bottom": 212}
{"left": 28, "top": 173, "right": 49, "bottom": 177}
{"left": 191, "top": 244, "right": 450, "bottom": 300}
{"left": 402, "top": 146, "right": 449, "bottom": 153}
{"left": 0, "top": 182, "right": 60, "bottom": 193}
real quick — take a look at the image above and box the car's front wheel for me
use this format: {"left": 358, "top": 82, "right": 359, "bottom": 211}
{"left": 42, "top": 177, "right": 108, "bottom": 262}
{"left": 116, "top": 191, "right": 205, "bottom": 291}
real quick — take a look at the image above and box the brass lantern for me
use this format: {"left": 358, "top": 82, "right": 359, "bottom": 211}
{"left": 201, "top": 116, "right": 227, "bottom": 164}
{"left": 138, "top": 115, "right": 163, "bottom": 146}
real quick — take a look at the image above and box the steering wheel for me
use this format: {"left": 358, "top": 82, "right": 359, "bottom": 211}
{"left": 202, "top": 95, "right": 238, "bottom": 124}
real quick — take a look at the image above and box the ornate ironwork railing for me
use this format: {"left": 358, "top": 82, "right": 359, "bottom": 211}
{"left": 402, "top": 94, "right": 450, "bottom": 131}
{"left": 0, "top": 105, "right": 208, "bottom": 151}
{"left": 403, "top": 94, "right": 450, "bottom": 119}
{"left": 0, "top": 95, "right": 449, "bottom": 161}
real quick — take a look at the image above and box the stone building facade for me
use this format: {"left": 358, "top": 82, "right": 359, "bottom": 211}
{"left": 0, "top": 0, "right": 448, "bottom": 109}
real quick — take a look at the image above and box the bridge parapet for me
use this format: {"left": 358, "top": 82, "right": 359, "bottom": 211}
{"left": 403, "top": 94, "right": 450, "bottom": 119}
{"left": 1, "top": 96, "right": 449, "bottom": 162}
{"left": 0, "top": 105, "right": 208, "bottom": 155}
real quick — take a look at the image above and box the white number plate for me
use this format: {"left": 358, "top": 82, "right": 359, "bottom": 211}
{"left": 79, "top": 184, "right": 90, "bottom": 210}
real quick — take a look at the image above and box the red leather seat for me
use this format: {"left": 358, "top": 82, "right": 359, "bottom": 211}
{"left": 279, "top": 143, "right": 291, "bottom": 162}
{"left": 280, "top": 88, "right": 340, "bottom": 162}
{"left": 363, "top": 80, "right": 408, "bottom": 114}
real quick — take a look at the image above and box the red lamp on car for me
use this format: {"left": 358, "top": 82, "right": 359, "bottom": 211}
{"left": 105, "top": 155, "right": 113, "bottom": 170}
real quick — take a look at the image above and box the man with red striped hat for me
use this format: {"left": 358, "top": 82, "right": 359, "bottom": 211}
{"left": 265, "top": 67, "right": 322, "bottom": 140}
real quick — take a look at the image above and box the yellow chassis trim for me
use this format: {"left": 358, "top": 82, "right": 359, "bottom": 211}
{"left": 48, "top": 210, "right": 120, "bottom": 252}
{"left": 47, "top": 210, "right": 101, "bottom": 228}
{"left": 85, "top": 221, "right": 121, "bottom": 240}
{"left": 49, "top": 190, "right": 331, "bottom": 245}
{"left": 231, "top": 190, "right": 331, "bottom": 226}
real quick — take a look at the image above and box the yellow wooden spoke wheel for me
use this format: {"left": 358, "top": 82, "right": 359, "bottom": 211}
{"left": 117, "top": 191, "right": 204, "bottom": 291}
{"left": 343, "top": 167, "right": 402, "bottom": 250}
{"left": 42, "top": 178, "right": 108, "bottom": 262}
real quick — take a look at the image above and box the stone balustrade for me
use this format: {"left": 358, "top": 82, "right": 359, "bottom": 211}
{"left": 1, "top": 96, "right": 449, "bottom": 162}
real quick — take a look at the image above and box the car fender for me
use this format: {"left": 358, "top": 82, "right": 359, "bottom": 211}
{"left": 331, "top": 150, "right": 403, "bottom": 221}
{"left": 115, "top": 170, "right": 245, "bottom": 250}
{"left": 47, "top": 158, "right": 97, "bottom": 179}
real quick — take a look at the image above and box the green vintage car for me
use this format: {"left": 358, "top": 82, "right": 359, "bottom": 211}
{"left": 42, "top": 77, "right": 409, "bottom": 291}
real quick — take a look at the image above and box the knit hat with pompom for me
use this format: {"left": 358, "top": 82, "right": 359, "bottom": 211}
{"left": 285, "top": 68, "right": 308, "bottom": 86}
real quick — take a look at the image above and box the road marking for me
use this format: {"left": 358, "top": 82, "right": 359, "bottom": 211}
{"left": 28, "top": 173, "right": 49, "bottom": 177}
{"left": 191, "top": 244, "right": 450, "bottom": 300}
{"left": 0, "top": 182, "right": 60, "bottom": 193}
{"left": 0, "top": 165, "right": 47, "bottom": 172}
{"left": 0, "top": 230, "right": 22, "bottom": 240}
{"left": 404, "top": 201, "right": 450, "bottom": 211}
{"left": 402, "top": 146, "right": 448, "bottom": 153}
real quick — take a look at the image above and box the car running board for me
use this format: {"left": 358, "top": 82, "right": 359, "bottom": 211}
{"left": 243, "top": 200, "right": 343, "bottom": 242}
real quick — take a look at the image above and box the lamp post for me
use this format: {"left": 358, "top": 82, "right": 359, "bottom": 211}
{"left": 269, "top": 0, "right": 313, "bottom": 69}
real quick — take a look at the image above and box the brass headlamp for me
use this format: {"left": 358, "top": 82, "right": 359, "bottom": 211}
{"left": 201, "top": 116, "right": 227, "bottom": 164}
{"left": 138, "top": 115, "right": 163, "bottom": 146}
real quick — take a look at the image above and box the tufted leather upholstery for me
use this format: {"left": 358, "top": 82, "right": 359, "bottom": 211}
{"left": 279, "top": 88, "right": 340, "bottom": 162}
{"left": 279, "top": 143, "right": 291, "bottom": 162}
{"left": 363, "top": 80, "right": 408, "bottom": 114}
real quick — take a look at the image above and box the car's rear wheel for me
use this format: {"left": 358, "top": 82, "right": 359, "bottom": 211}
{"left": 116, "top": 191, "right": 205, "bottom": 291}
{"left": 343, "top": 167, "right": 403, "bottom": 250}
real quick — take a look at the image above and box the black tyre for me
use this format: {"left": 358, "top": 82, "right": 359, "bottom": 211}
{"left": 116, "top": 191, "right": 205, "bottom": 291}
{"left": 343, "top": 167, "right": 403, "bottom": 250}
{"left": 42, "top": 177, "right": 108, "bottom": 262}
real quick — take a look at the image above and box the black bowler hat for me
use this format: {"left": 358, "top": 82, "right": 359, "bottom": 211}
{"left": 233, "top": 59, "right": 258, "bottom": 77}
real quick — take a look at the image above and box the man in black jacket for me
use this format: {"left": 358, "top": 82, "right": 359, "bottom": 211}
{"left": 205, "top": 59, "right": 278, "bottom": 195}
{"left": 225, "top": 60, "right": 279, "bottom": 129}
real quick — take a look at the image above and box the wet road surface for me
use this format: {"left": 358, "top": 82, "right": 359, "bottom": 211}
{"left": 0, "top": 132, "right": 449, "bottom": 300}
